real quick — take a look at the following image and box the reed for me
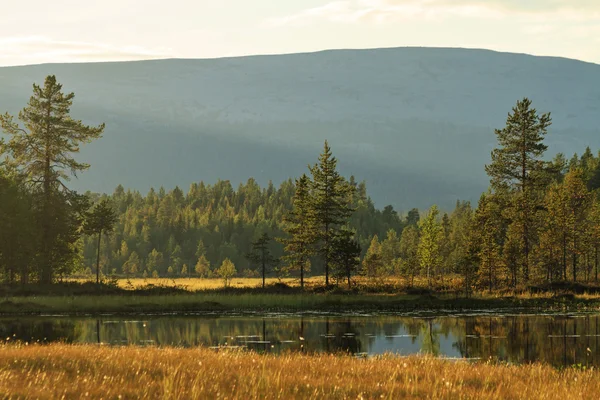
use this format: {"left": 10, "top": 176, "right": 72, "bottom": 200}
{"left": 0, "top": 344, "right": 596, "bottom": 399}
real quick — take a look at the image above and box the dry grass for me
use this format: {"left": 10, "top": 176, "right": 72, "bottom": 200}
{"left": 70, "top": 275, "right": 462, "bottom": 291}
{"left": 0, "top": 344, "right": 597, "bottom": 399}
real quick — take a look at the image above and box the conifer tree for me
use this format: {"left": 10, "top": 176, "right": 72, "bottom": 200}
{"left": 563, "top": 168, "right": 592, "bottom": 282}
{"left": 399, "top": 225, "right": 420, "bottom": 286}
{"left": 246, "top": 233, "right": 278, "bottom": 288}
{"left": 309, "top": 141, "right": 354, "bottom": 285}
{"left": 279, "top": 175, "right": 315, "bottom": 289}
{"left": 0, "top": 75, "right": 105, "bottom": 283}
{"left": 473, "top": 194, "right": 502, "bottom": 291}
{"left": 331, "top": 228, "right": 361, "bottom": 288}
{"left": 381, "top": 229, "right": 401, "bottom": 274}
{"left": 545, "top": 181, "right": 570, "bottom": 280}
{"left": 485, "top": 98, "right": 551, "bottom": 284}
{"left": 589, "top": 201, "right": 600, "bottom": 282}
{"left": 418, "top": 205, "right": 442, "bottom": 288}
{"left": 84, "top": 199, "right": 117, "bottom": 284}
{"left": 362, "top": 235, "right": 384, "bottom": 279}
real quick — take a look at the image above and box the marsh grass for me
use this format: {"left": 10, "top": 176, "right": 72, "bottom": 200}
{"left": 1, "top": 276, "right": 600, "bottom": 315}
{"left": 0, "top": 344, "right": 597, "bottom": 399}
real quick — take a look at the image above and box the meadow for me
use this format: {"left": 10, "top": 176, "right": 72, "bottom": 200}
{"left": 0, "top": 344, "right": 597, "bottom": 399}
{"left": 1, "top": 275, "right": 600, "bottom": 316}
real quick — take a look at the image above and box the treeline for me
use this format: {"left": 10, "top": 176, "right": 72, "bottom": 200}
{"left": 79, "top": 144, "right": 405, "bottom": 284}
{"left": 357, "top": 99, "right": 600, "bottom": 292}
{"left": 1, "top": 77, "right": 600, "bottom": 291}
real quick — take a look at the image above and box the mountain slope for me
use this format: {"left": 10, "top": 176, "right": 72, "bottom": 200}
{"left": 1, "top": 47, "right": 599, "bottom": 209}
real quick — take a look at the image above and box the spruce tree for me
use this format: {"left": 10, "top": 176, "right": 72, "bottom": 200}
{"left": 485, "top": 98, "right": 551, "bottom": 284}
{"left": 279, "top": 175, "right": 315, "bottom": 289}
{"left": 0, "top": 75, "right": 105, "bottom": 283}
{"left": 309, "top": 141, "right": 354, "bottom": 286}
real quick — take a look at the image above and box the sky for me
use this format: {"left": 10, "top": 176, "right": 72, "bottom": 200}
{"left": 1, "top": 0, "right": 599, "bottom": 66}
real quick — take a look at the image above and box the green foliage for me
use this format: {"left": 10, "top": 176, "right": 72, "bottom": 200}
{"left": 246, "top": 233, "right": 279, "bottom": 288}
{"left": 0, "top": 75, "right": 104, "bottom": 283}
{"left": 217, "top": 258, "right": 237, "bottom": 287}
{"left": 331, "top": 229, "right": 361, "bottom": 288}
{"left": 399, "top": 225, "right": 420, "bottom": 286}
{"left": 309, "top": 141, "right": 355, "bottom": 285}
{"left": 195, "top": 255, "right": 211, "bottom": 278}
{"left": 485, "top": 98, "right": 552, "bottom": 283}
{"left": 417, "top": 205, "right": 442, "bottom": 288}
{"left": 362, "top": 235, "right": 384, "bottom": 279}
{"left": 279, "top": 174, "right": 316, "bottom": 288}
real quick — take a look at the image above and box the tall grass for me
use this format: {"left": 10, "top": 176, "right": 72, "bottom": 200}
{"left": 0, "top": 344, "right": 597, "bottom": 399}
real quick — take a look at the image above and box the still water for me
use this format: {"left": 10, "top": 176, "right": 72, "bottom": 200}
{"left": 3, "top": 313, "right": 600, "bottom": 367}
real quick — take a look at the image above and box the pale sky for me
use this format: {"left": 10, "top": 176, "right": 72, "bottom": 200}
{"left": 1, "top": 0, "right": 599, "bottom": 66}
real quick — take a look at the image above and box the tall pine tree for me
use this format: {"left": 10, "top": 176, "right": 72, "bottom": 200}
{"left": 309, "top": 141, "right": 354, "bottom": 286}
{"left": 485, "top": 98, "right": 551, "bottom": 284}
{"left": 0, "top": 76, "right": 105, "bottom": 283}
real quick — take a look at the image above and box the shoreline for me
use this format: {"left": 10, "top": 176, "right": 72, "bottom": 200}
{"left": 1, "top": 293, "right": 599, "bottom": 317}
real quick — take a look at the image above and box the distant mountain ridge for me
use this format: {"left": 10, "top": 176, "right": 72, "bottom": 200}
{"left": 1, "top": 47, "right": 599, "bottom": 210}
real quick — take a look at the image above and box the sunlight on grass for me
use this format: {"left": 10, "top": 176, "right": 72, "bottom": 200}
{"left": 0, "top": 344, "right": 597, "bottom": 399}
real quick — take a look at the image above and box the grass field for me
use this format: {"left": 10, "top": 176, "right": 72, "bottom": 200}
{"left": 1, "top": 276, "right": 599, "bottom": 315}
{"left": 0, "top": 344, "right": 596, "bottom": 399}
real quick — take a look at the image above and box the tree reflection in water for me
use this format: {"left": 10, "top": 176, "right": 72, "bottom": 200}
{"left": 1, "top": 314, "right": 600, "bottom": 367}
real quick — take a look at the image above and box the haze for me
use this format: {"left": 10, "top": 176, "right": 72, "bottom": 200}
{"left": 1, "top": 0, "right": 600, "bottom": 66}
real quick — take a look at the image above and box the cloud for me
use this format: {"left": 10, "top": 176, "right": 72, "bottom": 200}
{"left": 0, "top": 36, "right": 172, "bottom": 66}
{"left": 266, "top": 0, "right": 600, "bottom": 27}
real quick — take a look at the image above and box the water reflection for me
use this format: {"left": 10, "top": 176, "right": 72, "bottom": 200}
{"left": 2, "top": 314, "right": 600, "bottom": 367}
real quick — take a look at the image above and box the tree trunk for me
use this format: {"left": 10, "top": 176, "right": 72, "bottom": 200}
{"left": 595, "top": 245, "right": 598, "bottom": 283}
{"left": 96, "top": 230, "right": 102, "bottom": 284}
{"left": 325, "top": 221, "right": 329, "bottom": 286}
{"left": 563, "top": 234, "right": 567, "bottom": 281}
{"left": 300, "top": 261, "right": 304, "bottom": 289}
{"left": 573, "top": 233, "right": 577, "bottom": 283}
{"left": 261, "top": 248, "right": 266, "bottom": 289}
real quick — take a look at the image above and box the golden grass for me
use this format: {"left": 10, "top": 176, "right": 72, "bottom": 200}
{"left": 0, "top": 344, "right": 597, "bottom": 399}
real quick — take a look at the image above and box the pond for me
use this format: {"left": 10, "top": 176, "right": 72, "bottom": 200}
{"left": 2, "top": 313, "right": 600, "bottom": 367}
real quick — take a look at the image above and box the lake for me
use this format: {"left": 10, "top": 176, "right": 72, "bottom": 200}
{"left": 3, "top": 312, "right": 600, "bottom": 367}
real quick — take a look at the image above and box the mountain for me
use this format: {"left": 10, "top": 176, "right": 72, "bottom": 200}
{"left": 1, "top": 47, "right": 599, "bottom": 210}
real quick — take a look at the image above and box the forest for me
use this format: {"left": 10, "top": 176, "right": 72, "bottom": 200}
{"left": 1, "top": 76, "right": 600, "bottom": 292}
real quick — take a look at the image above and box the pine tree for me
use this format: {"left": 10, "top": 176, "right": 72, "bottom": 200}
{"left": 279, "top": 175, "right": 315, "bottom": 288}
{"left": 589, "top": 201, "right": 600, "bottom": 282}
{"left": 330, "top": 228, "right": 361, "bottom": 288}
{"left": 309, "top": 141, "right": 354, "bottom": 286}
{"left": 246, "top": 233, "right": 278, "bottom": 288}
{"left": 418, "top": 205, "right": 442, "bottom": 288}
{"left": 0, "top": 75, "right": 105, "bottom": 283}
{"left": 84, "top": 199, "right": 117, "bottom": 284}
{"left": 485, "top": 98, "right": 551, "bottom": 284}
{"left": 473, "top": 194, "right": 502, "bottom": 291}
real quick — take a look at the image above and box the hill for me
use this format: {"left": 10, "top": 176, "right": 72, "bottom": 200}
{"left": 1, "top": 47, "right": 599, "bottom": 209}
